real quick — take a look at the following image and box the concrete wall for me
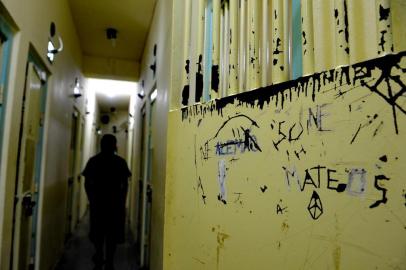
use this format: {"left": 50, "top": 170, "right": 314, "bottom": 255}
{"left": 165, "top": 52, "right": 406, "bottom": 269}
{"left": 130, "top": 0, "right": 173, "bottom": 269}
{"left": 80, "top": 78, "right": 98, "bottom": 219}
{"left": 0, "top": 0, "right": 85, "bottom": 269}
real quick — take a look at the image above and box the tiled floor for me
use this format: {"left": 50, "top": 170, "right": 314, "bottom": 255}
{"left": 54, "top": 215, "right": 139, "bottom": 270}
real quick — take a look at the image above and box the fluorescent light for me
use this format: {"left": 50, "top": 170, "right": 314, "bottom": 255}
{"left": 89, "top": 78, "right": 137, "bottom": 99}
{"left": 150, "top": 89, "right": 157, "bottom": 102}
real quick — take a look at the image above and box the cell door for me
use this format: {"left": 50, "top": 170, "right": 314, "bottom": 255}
{"left": 74, "top": 119, "right": 84, "bottom": 223}
{"left": 136, "top": 105, "right": 146, "bottom": 262}
{"left": 12, "top": 63, "right": 44, "bottom": 270}
{"left": 65, "top": 110, "right": 79, "bottom": 239}
{"left": 140, "top": 90, "right": 157, "bottom": 268}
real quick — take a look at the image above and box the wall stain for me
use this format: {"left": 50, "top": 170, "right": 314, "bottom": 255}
{"left": 333, "top": 245, "right": 341, "bottom": 270}
{"left": 281, "top": 220, "right": 289, "bottom": 233}
{"left": 193, "top": 257, "right": 206, "bottom": 265}
{"left": 216, "top": 232, "right": 230, "bottom": 270}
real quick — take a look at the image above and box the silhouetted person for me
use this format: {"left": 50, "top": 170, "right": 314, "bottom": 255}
{"left": 82, "top": 134, "right": 131, "bottom": 270}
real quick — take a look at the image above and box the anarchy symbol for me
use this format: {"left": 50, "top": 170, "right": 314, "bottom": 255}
{"left": 307, "top": 190, "right": 324, "bottom": 220}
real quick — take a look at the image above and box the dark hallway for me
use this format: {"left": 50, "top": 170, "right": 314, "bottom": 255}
{"left": 54, "top": 214, "right": 139, "bottom": 270}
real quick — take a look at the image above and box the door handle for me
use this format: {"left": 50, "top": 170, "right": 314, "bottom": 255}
{"left": 147, "top": 184, "right": 152, "bottom": 203}
{"left": 21, "top": 192, "right": 36, "bottom": 217}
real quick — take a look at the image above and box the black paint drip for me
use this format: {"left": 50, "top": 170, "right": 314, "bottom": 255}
{"left": 379, "top": 155, "right": 388, "bottom": 162}
{"left": 343, "top": 0, "right": 350, "bottom": 54}
{"left": 379, "top": 4, "right": 390, "bottom": 21}
{"left": 181, "top": 51, "right": 406, "bottom": 137}
{"left": 273, "top": 38, "right": 283, "bottom": 55}
{"left": 379, "top": 30, "right": 388, "bottom": 52}
{"left": 302, "top": 31, "right": 307, "bottom": 45}
{"left": 182, "top": 85, "right": 189, "bottom": 106}
{"left": 195, "top": 54, "right": 203, "bottom": 102}
{"left": 211, "top": 65, "right": 220, "bottom": 92}
{"left": 185, "top": 59, "right": 190, "bottom": 74}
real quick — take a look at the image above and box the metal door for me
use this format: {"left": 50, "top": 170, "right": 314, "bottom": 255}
{"left": 12, "top": 63, "right": 44, "bottom": 270}
{"left": 65, "top": 110, "right": 79, "bottom": 239}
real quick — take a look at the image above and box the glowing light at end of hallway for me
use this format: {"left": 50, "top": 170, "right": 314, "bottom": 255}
{"left": 89, "top": 78, "right": 138, "bottom": 99}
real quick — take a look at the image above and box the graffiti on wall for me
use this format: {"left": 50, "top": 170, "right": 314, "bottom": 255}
{"left": 180, "top": 51, "right": 406, "bottom": 221}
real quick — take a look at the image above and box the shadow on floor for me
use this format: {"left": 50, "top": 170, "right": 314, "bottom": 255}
{"left": 54, "top": 215, "right": 139, "bottom": 270}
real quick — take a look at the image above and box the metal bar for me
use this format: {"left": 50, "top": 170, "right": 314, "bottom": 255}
{"left": 291, "top": 0, "right": 303, "bottom": 79}
{"left": 334, "top": 0, "right": 350, "bottom": 67}
{"left": 195, "top": 0, "right": 206, "bottom": 103}
{"left": 223, "top": 1, "right": 230, "bottom": 97}
{"left": 204, "top": 0, "right": 213, "bottom": 101}
{"left": 181, "top": 0, "right": 192, "bottom": 106}
{"left": 271, "top": 0, "right": 288, "bottom": 83}
{"left": 239, "top": 0, "right": 247, "bottom": 91}
{"left": 301, "top": 0, "right": 315, "bottom": 75}
{"left": 376, "top": 0, "right": 394, "bottom": 55}
{"left": 247, "top": 0, "right": 260, "bottom": 90}
{"left": 347, "top": 0, "right": 378, "bottom": 64}
{"left": 220, "top": 6, "right": 224, "bottom": 96}
{"left": 245, "top": 0, "right": 251, "bottom": 90}
{"left": 229, "top": 0, "right": 239, "bottom": 94}
{"left": 287, "top": 0, "right": 292, "bottom": 79}
{"left": 188, "top": 1, "right": 199, "bottom": 104}
{"left": 267, "top": 0, "right": 273, "bottom": 84}
{"left": 313, "top": 0, "right": 336, "bottom": 72}
{"left": 211, "top": 0, "right": 221, "bottom": 99}
{"left": 261, "top": 0, "right": 269, "bottom": 86}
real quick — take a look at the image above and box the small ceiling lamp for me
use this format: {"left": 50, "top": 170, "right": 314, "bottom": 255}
{"left": 106, "top": 27, "right": 118, "bottom": 47}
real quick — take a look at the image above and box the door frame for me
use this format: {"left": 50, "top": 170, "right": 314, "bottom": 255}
{"left": 139, "top": 85, "right": 157, "bottom": 268}
{"left": 10, "top": 47, "right": 49, "bottom": 270}
{"left": 0, "top": 11, "right": 14, "bottom": 182}
{"left": 65, "top": 107, "right": 84, "bottom": 240}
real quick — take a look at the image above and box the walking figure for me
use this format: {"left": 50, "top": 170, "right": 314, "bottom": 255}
{"left": 82, "top": 134, "right": 131, "bottom": 270}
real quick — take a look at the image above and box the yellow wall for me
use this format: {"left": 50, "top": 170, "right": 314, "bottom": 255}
{"left": 164, "top": 52, "right": 406, "bottom": 269}
{"left": 80, "top": 78, "right": 98, "bottom": 219}
{"left": 130, "top": 0, "right": 173, "bottom": 269}
{"left": 0, "top": 0, "right": 86, "bottom": 269}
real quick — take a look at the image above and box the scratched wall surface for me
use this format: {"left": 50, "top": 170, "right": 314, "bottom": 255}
{"left": 164, "top": 52, "right": 406, "bottom": 270}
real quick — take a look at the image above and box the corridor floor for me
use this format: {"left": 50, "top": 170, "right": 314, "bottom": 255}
{"left": 54, "top": 215, "right": 139, "bottom": 270}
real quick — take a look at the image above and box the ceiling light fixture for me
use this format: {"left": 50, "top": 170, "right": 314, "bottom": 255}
{"left": 106, "top": 27, "right": 118, "bottom": 47}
